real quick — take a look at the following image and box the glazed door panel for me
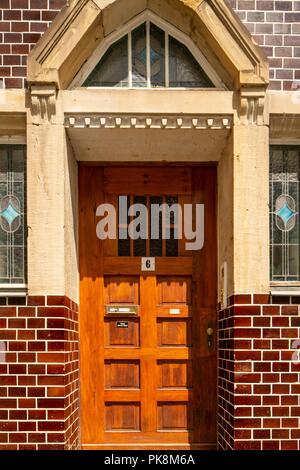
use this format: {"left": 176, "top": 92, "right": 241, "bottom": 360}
{"left": 79, "top": 166, "right": 217, "bottom": 450}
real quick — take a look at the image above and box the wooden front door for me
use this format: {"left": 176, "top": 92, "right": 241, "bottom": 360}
{"left": 79, "top": 166, "right": 217, "bottom": 450}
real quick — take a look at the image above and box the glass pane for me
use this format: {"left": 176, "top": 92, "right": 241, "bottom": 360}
{"left": 132, "top": 23, "right": 147, "bottom": 87}
{"left": 84, "top": 35, "right": 128, "bottom": 87}
{"left": 272, "top": 245, "right": 283, "bottom": 278}
{"left": 270, "top": 146, "right": 300, "bottom": 281}
{"left": 0, "top": 145, "right": 26, "bottom": 285}
{"left": 169, "top": 36, "right": 213, "bottom": 88}
{"left": 133, "top": 196, "right": 147, "bottom": 256}
{"left": 270, "top": 149, "right": 283, "bottom": 177}
{"left": 0, "top": 153, "right": 8, "bottom": 180}
{"left": 150, "top": 23, "right": 165, "bottom": 87}
{"left": 166, "top": 227, "right": 178, "bottom": 257}
{"left": 166, "top": 196, "right": 178, "bottom": 225}
{"left": 13, "top": 246, "right": 24, "bottom": 279}
{"left": 0, "top": 246, "right": 8, "bottom": 281}
{"left": 288, "top": 245, "right": 299, "bottom": 277}
{"left": 12, "top": 148, "right": 25, "bottom": 179}
{"left": 118, "top": 195, "right": 130, "bottom": 256}
{"left": 150, "top": 196, "right": 162, "bottom": 256}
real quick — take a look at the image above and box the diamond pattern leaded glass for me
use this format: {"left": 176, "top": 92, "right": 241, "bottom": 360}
{"left": 84, "top": 35, "right": 128, "bottom": 87}
{"left": 0, "top": 145, "right": 26, "bottom": 285}
{"left": 84, "top": 21, "right": 214, "bottom": 89}
{"left": 270, "top": 146, "right": 300, "bottom": 281}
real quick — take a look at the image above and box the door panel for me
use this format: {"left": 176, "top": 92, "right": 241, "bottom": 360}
{"left": 157, "top": 319, "right": 192, "bottom": 346}
{"left": 157, "top": 360, "right": 192, "bottom": 388}
{"left": 104, "top": 319, "right": 140, "bottom": 347}
{"left": 104, "top": 276, "right": 140, "bottom": 304}
{"left": 157, "top": 276, "right": 191, "bottom": 304}
{"left": 79, "top": 165, "right": 217, "bottom": 450}
{"left": 105, "top": 403, "right": 141, "bottom": 431}
{"left": 105, "top": 360, "right": 140, "bottom": 389}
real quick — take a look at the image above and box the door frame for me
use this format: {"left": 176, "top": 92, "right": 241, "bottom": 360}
{"left": 78, "top": 163, "right": 218, "bottom": 449}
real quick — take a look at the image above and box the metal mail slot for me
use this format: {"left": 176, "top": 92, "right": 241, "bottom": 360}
{"left": 105, "top": 305, "right": 139, "bottom": 316}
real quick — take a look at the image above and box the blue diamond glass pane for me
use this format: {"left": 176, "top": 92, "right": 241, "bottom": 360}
{"left": 1, "top": 202, "right": 20, "bottom": 226}
{"left": 137, "top": 48, "right": 147, "bottom": 65}
{"left": 150, "top": 48, "right": 160, "bottom": 65}
{"left": 276, "top": 202, "right": 295, "bottom": 225}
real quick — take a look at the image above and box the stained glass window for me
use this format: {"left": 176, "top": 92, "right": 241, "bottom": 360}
{"left": 270, "top": 146, "right": 300, "bottom": 281}
{"left": 84, "top": 36, "right": 128, "bottom": 87}
{"left": 169, "top": 37, "right": 213, "bottom": 88}
{"left": 150, "top": 24, "right": 165, "bottom": 88}
{"left": 0, "top": 145, "right": 26, "bottom": 286}
{"left": 132, "top": 23, "right": 147, "bottom": 87}
{"left": 84, "top": 21, "right": 214, "bottom": 89}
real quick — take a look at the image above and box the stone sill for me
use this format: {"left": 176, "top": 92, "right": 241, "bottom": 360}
{"left": 0, "top": 285, "right": 27, "bottom": 297}
{"left": 270, "top": 283, "right": 300, "bottom": 296}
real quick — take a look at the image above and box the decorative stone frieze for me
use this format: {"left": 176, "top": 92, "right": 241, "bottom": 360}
{"left": 64, "top": 114, "right": 233, "bottom": 130}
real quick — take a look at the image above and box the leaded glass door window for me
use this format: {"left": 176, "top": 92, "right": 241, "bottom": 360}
{"left": 0, "top": 145, "right": 26, "bottom": 286}
{"left": 270, "top": 146, "right": 300, "bottom": 281}
{"left": 84, "top": 20, "right": 214, "bottom": 89}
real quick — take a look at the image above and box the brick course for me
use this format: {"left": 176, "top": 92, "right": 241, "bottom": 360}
{"left": 218, "top": 294, "right": 300, "bottom": 450}
{"left": 0, "top": 0, "right": 299, "bottom": 89}
{"left": 226, "top": 0, "right": 300, "bottom": 90}
{"left": 0, "top": 296, "right": 79, "bottom": 450}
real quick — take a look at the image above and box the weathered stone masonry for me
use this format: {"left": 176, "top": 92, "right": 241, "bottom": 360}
{"left": 0, "top": 0, "right": 299, "bottom": 89}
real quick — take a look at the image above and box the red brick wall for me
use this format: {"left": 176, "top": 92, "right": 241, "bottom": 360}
{"left": 227, "top": 0, "right": 300, "bottom": 90}
{"left": 0, "top": 295, "right": 79, "bottom": 450}
{"left": 0, "top": 0, "right": 67, "bottom": 88}
{"left": 0, "top": 0, "right": 299, "bottom": 89}
{"left": 218, "top": 294, "right": 300, "bottom": 450}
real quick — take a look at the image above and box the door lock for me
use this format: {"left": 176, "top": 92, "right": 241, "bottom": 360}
{"left": 207, "top": 327, "right": 214, "bottom": 349}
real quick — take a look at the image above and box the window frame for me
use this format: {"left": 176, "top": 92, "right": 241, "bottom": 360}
{"left": 0, "top": 143, "right": 27, "bottom": 295}
{"left": 70, "top": 10, "right": 225, "bottom": 90}
{"left": 270, "top": 143, "right": 300, "bottom": 289}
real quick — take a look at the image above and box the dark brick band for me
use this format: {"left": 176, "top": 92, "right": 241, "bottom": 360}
{"left": 219, "top": 294, "right": 300, "bottom": 450}
{"left": 0, "top": 296, "right": 79, "bottom": 450}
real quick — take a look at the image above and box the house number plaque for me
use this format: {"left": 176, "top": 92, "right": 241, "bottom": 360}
{"left": 141, "top": 257, "right": 155, "bottom": 272}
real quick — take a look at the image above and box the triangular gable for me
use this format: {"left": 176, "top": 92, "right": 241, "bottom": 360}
{"left": 27, "top": 0, "right": 269, "bottom": 90}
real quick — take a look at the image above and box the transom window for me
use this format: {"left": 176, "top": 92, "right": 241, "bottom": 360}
{"left": 0, "top": 145, "right": 26, "bottom": 286}
{"left": 84, "top": 21, "right": 214, "bottom": 89}
{"left": 270, "top": 146, "right": 300, "bottom": 282}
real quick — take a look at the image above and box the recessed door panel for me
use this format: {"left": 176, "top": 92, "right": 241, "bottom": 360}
{"left": 105, "top": 403, "right": 141, "bottom": 431}
{"left": 105, "top": 360, "right": 140, "bottom": 389}
{"left": 157, "top": 276, "right": 191, "bottom": 304}
{"left": 104, "top": 276, "right": 140, "bottom": 304}
{"left": 157, "top": 360, "right": 192, "bottom": 389}
{"left": 157, "top": 402, "right": 193, "bottom": 431}
{"left": 157, "top": 319, "right": 192, "bottom": 347}
{"left": 105, "top": 318, "right": 140, "bottom": 347}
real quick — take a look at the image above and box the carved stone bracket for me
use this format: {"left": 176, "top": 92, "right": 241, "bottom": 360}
{"left": 30, "top": 84, "right": 57, "bottom": 124}
{"left": 239, "top": 87, "right": 267, "bottom": 126}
